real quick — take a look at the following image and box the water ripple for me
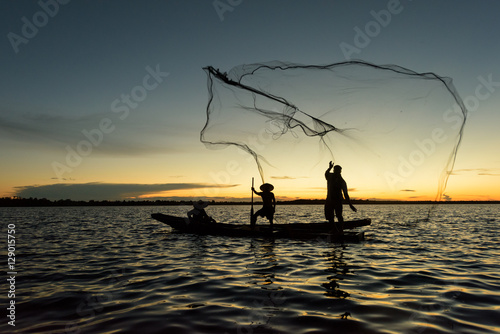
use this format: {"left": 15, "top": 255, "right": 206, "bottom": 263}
{"left": 1, "top": 204, "right": 499, "bottom": 333}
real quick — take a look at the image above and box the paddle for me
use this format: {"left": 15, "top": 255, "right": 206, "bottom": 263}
{"left": 250, "top": 177, "right": 254, "bottom": 223}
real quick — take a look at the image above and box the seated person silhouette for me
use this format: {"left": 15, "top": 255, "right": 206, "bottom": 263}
{"left": 251, "top": 183, "right": 276, "bottom": 229}
{"left": 187, "top": 200, "right": 216, "bottom": 225}
{"left": 324, "top": 161, "right": 357, "bottom": 232}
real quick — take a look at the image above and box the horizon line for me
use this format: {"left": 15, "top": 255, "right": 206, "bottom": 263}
{"left": 1, "top": 197, "right": 499, "bottom": 207}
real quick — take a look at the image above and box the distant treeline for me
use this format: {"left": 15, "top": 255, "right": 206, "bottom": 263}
{"left": 1, "top": 197, "right": 498, "bottom": 207}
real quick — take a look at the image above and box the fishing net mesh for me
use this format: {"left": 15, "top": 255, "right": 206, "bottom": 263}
{"left": 201, "top": 61, "right": 467, "bottom": 201}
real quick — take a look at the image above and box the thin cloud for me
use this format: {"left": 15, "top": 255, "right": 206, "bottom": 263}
{"left": 270, "top": 176, "right": 309, "bottom": 180}
{"left": 143, "top": 196, "right": 233, "bottom": 201}
{"left": 14, "top": 182, "right": 238, "bottom": 201}
{"left": 0, "top": 111, "right": 187, "bottom": 156}
{"left": 400, "top": 189, "right": 416, "bottom": 192}
{"left": 0, "top": 113, "right": 97, "bottom": 144}
{"left": 408, "top": 195, "right": 426, "bottom": 199}
{"left": 50, "top": 177, "right": 75, "bottom": 181}
{"left": 451, "top": 168, "right": 500, "bottom": 176}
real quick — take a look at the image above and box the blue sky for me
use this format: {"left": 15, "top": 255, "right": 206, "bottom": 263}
{"left": 1, "top": 0, "right": 499, "bottom": 201}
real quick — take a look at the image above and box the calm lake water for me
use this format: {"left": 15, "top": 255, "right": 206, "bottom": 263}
{"left": 1, "top": 204, "right": 499, "bottom": 334}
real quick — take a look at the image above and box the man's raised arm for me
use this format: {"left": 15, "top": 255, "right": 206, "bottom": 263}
{"left": 325, "top": 161, "right": 334, "bottom": 179}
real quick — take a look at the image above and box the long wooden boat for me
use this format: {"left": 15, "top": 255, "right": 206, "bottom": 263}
{"left": 151, "top": 213, "right": 371, "bottom": 241}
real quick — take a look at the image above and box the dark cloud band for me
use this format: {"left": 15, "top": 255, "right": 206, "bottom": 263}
{"left": 15, "top": 182, "right": 238, "bottom": 201}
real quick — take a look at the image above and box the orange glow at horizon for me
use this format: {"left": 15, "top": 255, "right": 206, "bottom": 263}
{"left": 134, "top": 184, "right": 500, "bottom": 202}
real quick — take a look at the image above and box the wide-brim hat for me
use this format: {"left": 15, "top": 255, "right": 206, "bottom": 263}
{"left": 193, "top": 200, "right": 209, "bottom": 209}
{"left": 259, "top": 183, "right": 274, "bottom": 191}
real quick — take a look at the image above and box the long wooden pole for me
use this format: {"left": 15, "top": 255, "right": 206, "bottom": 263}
{"left": 250, "top": 177, "right": 254, "bottom": 223}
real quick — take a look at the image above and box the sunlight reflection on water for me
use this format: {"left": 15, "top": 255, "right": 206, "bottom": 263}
{"left": 1, "top": 204, "right": 499, "bottom": 333}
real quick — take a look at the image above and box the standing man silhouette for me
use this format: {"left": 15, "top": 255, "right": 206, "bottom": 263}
{"left": 251, "top": 183, "right": 276, "bottom": 229}
{"left": 325, "top": 161, "right": 357, "bottom": 230}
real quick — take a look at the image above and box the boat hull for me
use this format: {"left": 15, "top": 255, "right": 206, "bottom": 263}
{"left": 151, "top": 213, "right": 370, "bottom": 241}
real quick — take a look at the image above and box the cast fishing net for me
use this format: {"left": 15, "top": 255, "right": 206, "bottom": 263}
{"left": 201, "top": 60, "right": 467, "bottom": 201}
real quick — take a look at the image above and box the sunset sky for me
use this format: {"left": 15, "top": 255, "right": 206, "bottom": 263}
{"left": 1, "top": 0, "right": 499, "bottom": 201}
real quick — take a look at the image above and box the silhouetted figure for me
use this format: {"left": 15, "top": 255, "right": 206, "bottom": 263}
{"left": 324, "top": 161, "right": 357, "bottom": 230}
{"left": 251, "top": 183, "right": 276, "bottom": 229}
{"left": 187, "top": 200, "right": 216, "bottom": 225}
